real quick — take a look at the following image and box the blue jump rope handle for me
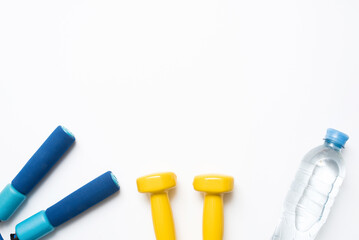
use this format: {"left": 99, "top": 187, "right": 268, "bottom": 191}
{"left": 46, "top": 171, "right": 120, "bottom": 227}
{"left": 0, "top": 126, "right": 75, "bottom": 222}
{"left": 12, "top": 126, "right": 75, "bottom": 195}
{"left": 13, "top": 172, "right": 119, "bottom": 240}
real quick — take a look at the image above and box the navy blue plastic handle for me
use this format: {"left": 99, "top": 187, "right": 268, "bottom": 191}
{"left": 12, "top": 126, "right": 75, "bottom": 195}
{"left": 45, "top": 171, "right": 120, "bottom": 227}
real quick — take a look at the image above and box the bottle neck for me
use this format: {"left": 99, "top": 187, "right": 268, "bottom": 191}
{"left": 324, "top": 140, "right": 343, "bottom": 152}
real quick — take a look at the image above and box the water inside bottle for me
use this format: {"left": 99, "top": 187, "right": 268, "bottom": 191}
{"left": 295, "top": 159, "right": 341, "bottom": 232}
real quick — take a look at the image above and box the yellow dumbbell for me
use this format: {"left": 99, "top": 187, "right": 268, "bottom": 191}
{"left": 193, "top": 174, "right": 234, "bottom": 240}
{"left": 137, "top": 172, "right": 177, "bottom": 240}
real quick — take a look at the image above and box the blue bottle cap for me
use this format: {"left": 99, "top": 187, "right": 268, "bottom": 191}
{"left": 325, "top": 128, "right": 349, "bottom": 148}
{"left": 0, "top": 233, "right": 3, "bottom": 240}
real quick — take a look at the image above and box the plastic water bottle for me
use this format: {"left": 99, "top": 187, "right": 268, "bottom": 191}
{"left": 272, "top": 128, "right": 349, "bottom": 240}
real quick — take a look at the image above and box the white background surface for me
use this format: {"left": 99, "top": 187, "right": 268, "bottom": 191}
{"left": 0, "top": 0, "right": 359, "bottom": 239}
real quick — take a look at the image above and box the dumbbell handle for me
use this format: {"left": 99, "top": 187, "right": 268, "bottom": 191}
{"left": 151, "top": 193, "right": 176, "bottom": 240}
{"left": 203, "top": 194, "right": 224, "bottom": 240}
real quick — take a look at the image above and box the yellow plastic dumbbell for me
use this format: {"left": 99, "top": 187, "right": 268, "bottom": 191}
{"left": 193, "top": 174, "right": 234, "bottom": 240}
{"left": 137, "top": 172, "right": 177, "bottom": 240}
